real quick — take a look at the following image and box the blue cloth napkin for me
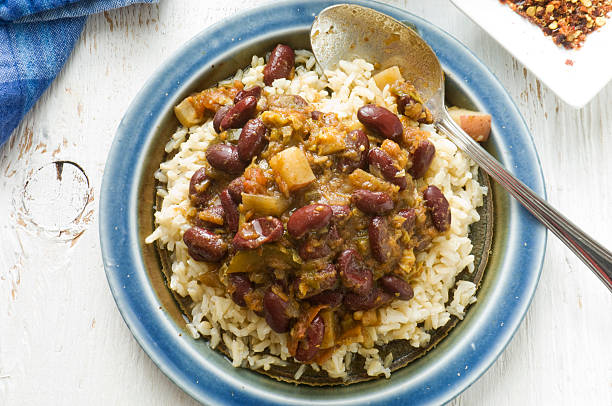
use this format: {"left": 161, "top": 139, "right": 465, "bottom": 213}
{"left": 0, "top": 0, "right": 158, "bottom": 146}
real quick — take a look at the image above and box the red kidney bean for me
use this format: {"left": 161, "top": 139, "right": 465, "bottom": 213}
{"left": 398, "top": 208, "right": 416, "bottom": 233}
{"left": 311, "top": 110, "right": 323, "bottom": 120}
{"left": 205, "top": 143, "right": 245, "bottom": 174}
{"left": 233, "top": 217, "right": 284, "bottom": 250}
{"left": 369, "top": 216, "right": 392, "bottom": 263}
{"left": 295, "top": 314, "right": 325, "bottom": 363}
{"left": 307, "top": 290, "right": 343, "bottom": 308}
{"left": 340, "top": 129, "right": 370, "bottom": 173}
{"left": 287, "top": 204, "right": 333, "bottom": 239}
{"left": 298, "top": 236, "right": 331, "bottom": 261}
{"left": 368, "top": 147, "right": 407, "bottom": 190}
{"left": 228, "top": 273, "right": 252, "bottom": 307}
{"left": 337, "top": 249, "right": 373, "bottom": 295}
{"left": 357, "top": 104, "right": 403, "bottom": 142}
{"left": 227, "top": 177, "right": 244, "bottom": 204}
{"left": 189, "top": 167, "right": 210, "bottom": 207}
{"left": 193, "top": 205, "right": 225, "bottom": 229}
{"left": 263, "top": 44, "right": 295, "bottom": 86}
{"left": 344, "top": 287, "right": 392, "bottom": 311}
{"left": 220, "top": 189, "right": 239, "bottom": 233}
{"left": 263, "top": 288, "right": 291, "bottom": 333}
{"left": 213, "top": 105, "right": 232, "bottom": 133}
{"left": 423, "top": 185, "right": 451, "bottom": 232}
{"left": 183, "top": 227, "right": 228, "bottom": 262}
{"left": 237, "top": 118, "right": 268, "bottom": 162}
{"left": 380, "top": 275, "right": 414, "bottom": 300}
{"left": 219, "top": 96, "right": 257, "bottom": 131}
{"left": 352, "top": 190, "right": 394, "bottom": 215}
{"left": 408, "top": 140, "right": 435, "bottom": 178}
{"left": 234, "top": 86, "right": 261, "bottom": 104}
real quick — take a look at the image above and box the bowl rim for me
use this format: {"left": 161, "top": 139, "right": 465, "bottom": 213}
{"left": 99, "top": 1, "right": 547, "bottom": 405}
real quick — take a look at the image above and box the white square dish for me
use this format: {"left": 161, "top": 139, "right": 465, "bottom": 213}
{"left": 450, "top": 0, "right": 612, "bottom": 108}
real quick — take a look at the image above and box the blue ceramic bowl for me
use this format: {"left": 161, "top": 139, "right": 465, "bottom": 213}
{"left": 100, "top": 1, "right": 547, "bottom": 404}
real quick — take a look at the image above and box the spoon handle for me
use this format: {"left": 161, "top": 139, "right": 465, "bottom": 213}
{"left": 438, "top": 111, "right": 612, "bottom": 293}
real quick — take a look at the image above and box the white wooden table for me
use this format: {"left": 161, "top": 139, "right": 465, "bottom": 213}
{"left": 1, "top": 1, "right": 611, "bottom": 404}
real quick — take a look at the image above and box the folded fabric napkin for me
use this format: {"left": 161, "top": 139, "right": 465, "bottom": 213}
{"left": 0, "top": 0, "right": 158, "bottom": 146}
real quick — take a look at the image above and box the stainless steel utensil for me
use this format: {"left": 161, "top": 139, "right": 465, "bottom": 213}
{"left": 311, "top": 4, "right": 612, "bottom": 292}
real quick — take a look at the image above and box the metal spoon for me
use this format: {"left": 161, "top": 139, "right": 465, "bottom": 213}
{"left": 311, "top": 4, "right": 612, "bottom": 292}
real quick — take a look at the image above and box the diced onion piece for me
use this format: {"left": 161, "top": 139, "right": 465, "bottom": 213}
{"left": 320, "top": 310, "right": 336, "bottom": 349}
{"left": 269, "top": 147, "right": 315, "bottom": 191}
{"left": 241, "top": 193, "right": 290, "bottom": 216}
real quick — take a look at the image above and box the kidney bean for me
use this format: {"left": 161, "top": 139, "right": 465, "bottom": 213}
{"left": 220, "top": 189, "right": 239, "bottom": 233}
{"left": 183, "top": 227, "right": 228, "bottom": 262}
{"left": 228, "top": 273, "right": 252, "bottom": 307}
{"left": 340, "top": 129, "right": 370, "bottom": 173}
{"left": 233, "top": 217, "right": 284, "bottom": 250}
{"left": 380, "top": 275, "right": 414, "bottom": 300}
{"left": 237, "top": 118, "right": 268, "bottom": 162}
{"left": 307, "top": 290, "right": 343, "bottom": 308}
{"left": 398, "top": 208, "right": 416, "bottom": 233}
{"left": 352, "top": 190, "right": 394, "bottom": 215}
{"left": 369, "top": 216, "right": 392, "bottom": 263}
{"left": 298, "top": 236, "right": 331, "bottom": 261}
{"left": 227, "top": 177, "right": 244, "bottom": 204}
{"left": 337, "top": 249, "right": 373, "bottom": 295}
{"left": 219, "top": 96, "right": 257, "bottom": 131}
{"left": 295, "top": 314, "right": 325, "bottom": 363}
{"left": 189, "top": 167, "right": 210, "bottom": 207}
{"left": 368, "top": 147, "right": 407, "bottom": 190}
{"left": 263, "top": 288, "right": 291, "bottom": 333}
{"left": 344, "top": 287, "right": 392, "bottom": 311}
{"left": 287, "top": 204, "right": 333, "bottom": 239}
{"left": 311, "top": 110, "right": 323, "bottom": 120}
{"left": 263, "top": 44, "right": 295, "bottom": 86}
{"left": 408, "top": 140, "right": 435, "bottom": 178}
{"left": 423, "top": 185, "right": 451, "bottom": 232}
{"left": 357, "top": 104, "right": 403, "bottom": 142}
{"left": 205, "top": 143, "right": 245, "bottom": 174}
{"left": 213, "top": 105, "right": 232, "bottom": 133}
{"left": 234, "top": 86, "right": 261, "bottom": 104}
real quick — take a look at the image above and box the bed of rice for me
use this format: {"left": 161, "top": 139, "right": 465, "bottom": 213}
{"left": 145, "top": 50, "right": 486, "bottom": 380}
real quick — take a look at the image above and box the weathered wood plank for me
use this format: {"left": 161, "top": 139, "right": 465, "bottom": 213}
{"left": 0, "top": 1, "right": 610, "bottom": 404}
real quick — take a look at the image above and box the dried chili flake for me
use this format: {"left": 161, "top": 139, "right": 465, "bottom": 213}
{"left": 499, "top": 0, "right": 612, "bottom": 49}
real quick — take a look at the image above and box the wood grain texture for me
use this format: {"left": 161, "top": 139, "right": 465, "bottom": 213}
{"left": 0, "top": 1, "right": 610, "bottom": 405}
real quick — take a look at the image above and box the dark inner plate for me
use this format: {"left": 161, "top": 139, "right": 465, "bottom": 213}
{"left": 137, "top": 34, "right": 494, "bottom": 386}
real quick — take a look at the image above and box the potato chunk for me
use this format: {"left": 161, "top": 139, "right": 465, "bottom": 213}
{"left": 448, "top": 107, "right": 491, "bottom": 142}
{"left": 174, "top": 98, "right": 200, "bottom": 128}
{"left": 373, "top": 66, "right": 403, "bottom": 90}
{"left": 269, "top": 147, "right": 315, "bottom": 191}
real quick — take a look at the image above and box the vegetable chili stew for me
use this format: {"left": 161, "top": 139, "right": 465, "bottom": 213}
{"left": 147, "top": 44, "right": 489, "bottom": 381}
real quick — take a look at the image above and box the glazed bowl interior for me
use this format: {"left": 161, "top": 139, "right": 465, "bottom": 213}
{"left": 102, "top": 1, "right": 546, "bottom": 404}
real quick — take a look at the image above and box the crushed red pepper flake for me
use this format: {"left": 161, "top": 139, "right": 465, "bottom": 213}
{"left": 499, "top": 0, "right": 612, "bottom": 49}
